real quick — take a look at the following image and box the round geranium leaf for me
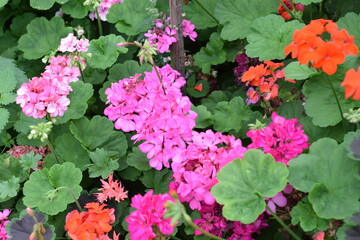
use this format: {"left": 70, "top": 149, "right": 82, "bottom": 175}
{"left": 211, "top": 149, "right": 289, "bottom": 224}
{"left": 23, "top": 162, "right": 82, "bottom": 215}
{"left": 288, "top": 138, "right": 360, "bottom": 219}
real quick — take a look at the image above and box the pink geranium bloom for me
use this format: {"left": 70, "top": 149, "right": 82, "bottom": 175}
{"left": 0, "top": 209, "right": 11, "bottom": 240}
{"left": 58, "top": 33, "right": 78, "bottom": 52}
{"left": 95, "top": 174, "right": 128, "bottom": 203}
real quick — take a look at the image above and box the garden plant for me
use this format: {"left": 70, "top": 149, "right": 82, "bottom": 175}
{"left": 0, "top": 0, "right": 360, "bottom": 239}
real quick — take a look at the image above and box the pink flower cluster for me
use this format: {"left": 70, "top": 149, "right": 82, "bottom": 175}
{"left": 6, "top": 145, "right": 49, "bottom": 159}
{"left": 193, "top": 204, "right": 268, "bottom": 240}
{"left": 0, "top": 209, "right": 10, "bottom": 240}
{"left": 95, "top": 174, "right": 128, "bottom": 203}
{"left": 58, "top": 33, "right": 90, "bottom": 53}
{"left": 104, "top": 64, "right": 197, "bottom": 170}
{"left": 265, "top": 184, "right": 293, "bottom": 214}
{"left": 16, "top": 55, "right": 81, "bottom": 119}
{"left": 89, "top": 0, "right": 123, "bottom": 21}
{"left": 126, "top": 190, "right": 175, "bottom": 240}
{"left": 145, "top": 16, "right": 197, "bottom": 53}
{"left": 170, "top": 130, "right": 247, "bottom": 210}
{"left": 247, "top": 112, "right": 310, "bottom": 165}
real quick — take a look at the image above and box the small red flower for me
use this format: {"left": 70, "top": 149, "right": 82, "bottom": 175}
{"left": 193, "top": 83, "right": 203, "bottom": 92}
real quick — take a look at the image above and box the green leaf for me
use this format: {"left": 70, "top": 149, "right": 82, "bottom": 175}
{"left": 215, "top": 0, "right": 277, "bottom": 41}
{"left": 0, "top": 56, "right": 27, "bottom": 94}
{"left": 70, "top": 115, "right": 127, "bottom": 158}
{"left": 183, "top": 0, "right": 218, "bottom": 29}
{"left": 191, "top": 105, "right": 212, "bottom": 129}
{"left": 0, "top": 0, "right": 9, "bottom": 8}
{"left": 62, "top": 0, "right": 90, "bottom": 19}
{"left": 342, "top": 130, "right": 360, "bottom": 161}
{"left": 212, "top": 149, "right": 289, "bottom": 223}
{"left": 186, "top": 79, "right": 210, "bottom": 98}
{"left": 303, "top": 57, "right": 358, "bottom": 127}
{"left": 0, "top": 92, "right": 16, "bottom": 105}
{"left": 293, "top": 0, "right": 323, "bottom": 4}
{"left": 85, "top": 34, "right": 128, "bottom": 70}
{"left": 201, "top": 90, "right": 228, "bottom": 113}
{"left": 0, "top": 176, "right": 20, "bottom": 201}
{"left": 88, "top": 148, "right": 119, "bottom": 179}
{"left": 337, "top": 13, "right": 360, "bottom": 49}
{"left": 140, "top": 168, "right": 172, "bottom": 194}
{"left": 118, "top": 166, "right": 141, "bottom": 181}
{"left": 278, "top": 100, "right": 305, "bottom": 120}
{"left": 290, "top": 200, "right": 330, "bottom": 232}
{"left": 19, "top": 151, "right": 42, "bottom": 171}
{"left": 54, "top": 133, "right": 91, "bottom": 171}
{"left": 55, "top": 81, "right": 93, "bottom": 125}
{"left": 284, "top": 61, "right": 318, "bottom": 80}
{"left": 107, "top": 0, "right": 153, "bottom": 36}
{"left": 0, "top": 108, "right": 9, "bottom": 132}
{"left": 126, "top": 147, "right": 151, "bottom": 171}
{"left": 108, "top": 60, "right": 151, "bottom": 82}
{"left": 245, "top": 15, "right": 304, "bottom": 61}
{"left": 0, "top": 154, "right": 28, "bottom": 183}
{"left": 288, "top": 138, "right": 360, "bottom": 219}
{"left": 10, "top": 13, "right": 36, "bottom": 37}
{"left": 18, "top": 17, "right": 72, "bottom": 59}
{"left": 30, "top": 0, "right": 55, "bottom": 10}
{"left": 23, "top": 162, "right": 82, "bottom": 215}
{"left": 212, "top": 96, "right": 252, "bottom": 133}
{"left": 82, "top": 67, "right": 107, "bottom": 85}
{"left": 194, "top": 32, "right": 227, "bottom": 73}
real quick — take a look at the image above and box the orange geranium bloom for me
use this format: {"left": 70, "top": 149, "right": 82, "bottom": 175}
{"left": 65, "top": 202, "right": 115, "bottom": 240}
{"left": 341, "top": 67, "right": 360, "bottom": 100}
{"left": 95, "top": 174, "right": 128, "bottom": 203}
{"left": 312, "top": 42, "right": 345, "bottom": 75}
{"left": 241, "top": 64, "right": 267, "bottom": 86}
{"left": 331, "top": 29, "right": 359, "bottom": 56}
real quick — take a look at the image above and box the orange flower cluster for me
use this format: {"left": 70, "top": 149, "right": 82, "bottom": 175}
{"left": 65, "top": 202, "right": 116, "bottom": 240}
{"left": 241, "top": 60, "right": 294, "bottom": 103}
{"left": 285, "top": 19, "right": 358, "bottom": 75}
{"left": 341, "top": 66, "right": 360, "bottom": 100}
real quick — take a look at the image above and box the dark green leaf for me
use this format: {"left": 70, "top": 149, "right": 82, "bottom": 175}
{"left": 183, "top": 0, "right": 218, "bottom": 29}
{"left": 62, "top": 0, "right": 90, "bottom": 19}
{"left": 88, "top": 148, "right": 119, "bottom": 179}
{"left": 19, "top": 151, "right": 42, "bottom": 171}
{"left": 191, "top": 105, "right": 212, "bottom": 129}
{"left": 126, "top": 147, "right": 151, "bottom": 171}
{"left": 140, "top": 168, "right": 172, "bottom": 194}
{"left": 284, "top": 61, "right": 318, "bottom": 80}
{"left": 30, "top": 0, "right": 55, "bottom": 10}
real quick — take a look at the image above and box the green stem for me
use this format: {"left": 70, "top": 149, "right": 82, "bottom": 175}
{"left": 326, "top": 75, "right": 346, "bottom": 129}
{"left": 77, "top": 61, "right": 86, "bottom": 82}
{"left": 54, "top": 187, "right": 83, "bottom": 212}
{"left": 193, "top": 0, "right": 219, "bottom": 24}
{"left": 266, "top": 206, "right": 301, "bottom": 240}
{"left": 278, "top": 0, "right": 303, "bottom": 23}
{"left": 95, "top": 8, "right": 103, "bottom": 36}
{"left": 184, "top": 214, "right": 225, "bottom": 240}
{"left": 46, "top": 139, "right": 60, "bottom": 164}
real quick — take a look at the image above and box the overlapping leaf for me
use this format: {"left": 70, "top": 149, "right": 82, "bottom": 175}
{"left": 288, "top": 138, "right": 360, "bottom": 219}
{"left": 245, "top": 15, "right": 304, "bottom": 60}
{"left": 23, "top": 162, "right": 82, "bottom": 215}
{"left": 215, "top": 0, "right": 277, "bottom": 41}
{"left": 88, "top": 148, "right": 119, "bottom": 179}
{"left": 212, "top": 149, "right": 288, "bottom": 223}
{"left": 183, "top": 0, "right": 218, "bottom": 29}
{"left": 18, "top": 17, "right": 72, "bottom": 59}
{"left": 284, "top": 61, "right": 318, "bottom": 80}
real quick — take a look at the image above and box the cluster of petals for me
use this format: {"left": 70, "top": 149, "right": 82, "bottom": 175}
{"left": 65, "top": 202, "right": 116, "bottom": 240}
{"left": 247, "top": 112, "right": 310, "bottom": 165}
{"left": 0, "top": 209, "right": 10, "bottom": 240}
{"left": 16, "top": 55, "right": 81, "bottom": 119}
{"left": 104, "top": 64, "right": 197, "bottom": 170}
{"left": 341, "top": 66, "right": 360, "bottom": 100}
{"left": 277, "top": 0, "right": 304, "bottom": 20}
{"left": 126, "top": 190, "right": 175, "bottom": 240}
{"left": 89, "top": 0, "right": 123, "bottom": 21}
{"left": 234, "top": 51, "right": 260, "bottom": 82}
{"left": 193, "top": 203, "right": 268, "bottom": 240}
{"left": 265, "top": 184, "right": 293, "bottom": 214}
{"left": 285, "top": 19, "right": 358, "bottom": 75}
{"left": 241, "top": 61, "right": 294, "bottom": 104}
{"left": 145, "top": 16, "right": 197, "bottom": 53}
{"left": 170, "top": 130, "right": 247, "bottom": 210}
{"left": 6, "top": 145, "right": 49, "bottom": 159}
{"left": 95, "top": 174, "right": 128, "bottom": 203}
{"left": 58, "top": 33, "right": 90, "bottom": 53}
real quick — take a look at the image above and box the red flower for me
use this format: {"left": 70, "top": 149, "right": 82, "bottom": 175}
{"left": 341, "top": 66, "right": 360, "bottom": 100}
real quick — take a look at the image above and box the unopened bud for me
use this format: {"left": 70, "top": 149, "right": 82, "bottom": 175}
{"left": 26, "top": 207, "right": 35, "bottom": 217}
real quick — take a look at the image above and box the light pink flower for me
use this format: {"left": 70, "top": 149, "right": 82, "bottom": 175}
{"left": 58, "top": 33, "right": 78, "bottom": 53}
{"left": 76, "top": 38, "right": 90, "bottom": 52}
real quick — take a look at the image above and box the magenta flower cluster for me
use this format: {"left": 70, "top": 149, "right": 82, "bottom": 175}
{"left": 0, "top": 209, "right": 10, "bottom": 240}
{"left": 144, "top": 16, "right": 197, "bottom": 53}
{"left": 193, "top": 203, "right": 268, "bottom": 240}
{"left": 170, "top": 130, "right": 247, "bottom": 210}
{"left": 126, "top": 190, "right": 174, "bottom": 240}
{"left": 16, "top": 55, "right": 81, "bottom": 119}
{"left": 104, "top": 64, "right": 197, "bottom": 170}
{"left": 247, "top": 112, "right": 310, "bottom": 165}
{"left": 89, "top": 0, "right": 123, "bottom": 21}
